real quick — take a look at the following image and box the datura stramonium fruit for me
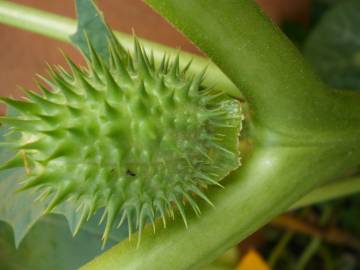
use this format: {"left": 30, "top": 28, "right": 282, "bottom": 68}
{"left": 0, "top": 35, "right": 243, "bottom": 244}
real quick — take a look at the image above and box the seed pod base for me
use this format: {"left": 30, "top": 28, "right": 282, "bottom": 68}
{"left": 0, "top": 36, "right": 243, "bottom": 245}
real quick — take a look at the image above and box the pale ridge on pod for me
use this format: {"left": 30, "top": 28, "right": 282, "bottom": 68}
{"left": 0, "top": 34, "right": 243, "bottom": 245}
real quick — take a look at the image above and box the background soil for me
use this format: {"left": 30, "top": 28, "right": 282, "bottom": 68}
{"left": 0, "top": 0, "right": 309, "bottom": 114}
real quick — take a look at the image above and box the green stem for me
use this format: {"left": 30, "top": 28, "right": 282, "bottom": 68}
{"left": 292, "top": 175, "right": 360, "bottom": 209}
{"left": 145, "top": 0, "right": 360, "bottom": 141}
{"left": 294, "top": 207, "right": 332, "bottom": 270}
{"left": 0, "top": 0, "right": 73, "bottom": 42}
{"left": 319, "top": 247, "right": 335, "bottom": 270}
{"left": 268, "top": 230, "right": 294, "bottom": 268}
{"left": 295, "top": 238, "right": 322, "bottom": 270}
{"left": 81, "top": 146, "right": 360, "bottom": 270}
{"left": 0, "top": 0, "right": 241, "bottom": 97}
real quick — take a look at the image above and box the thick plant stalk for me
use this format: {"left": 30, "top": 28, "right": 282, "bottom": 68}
{"left": 292, "top": 175, "right": 360, "bottom": 209}
{"left": 81, "top": 147, "right": 360, "bottom": 270}
{"left": 0, "top": 0, "right": 241, "bottom": 97}
{"left": 145, "top": 0, "right": 360, "bottom": 140}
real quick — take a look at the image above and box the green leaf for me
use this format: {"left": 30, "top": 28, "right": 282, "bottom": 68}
{"left": 0, "top": 214, "right": 129, "bottom": 270}
{"left": 0, "top": 138, "right": 123, "bottom": 248}
{"left": 70, "top": 0, "right": 113, "bottom": 59}
{"left": 304, "top": 0, "right": 360, "bottom": 90}
{"left": 0, "top": 110, "right": 81, "bottom": 246}
{"left": 0, "top": 109, "right": 45, "bottom": 247}
{"left": 0, "top": 156, "right": 81, "bottom": 247}
{"left": 0, "top": 168, "right": 45, "bottom": 247}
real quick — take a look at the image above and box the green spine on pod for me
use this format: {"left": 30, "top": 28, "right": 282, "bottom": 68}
{"left": 0, "top": 34, "right": 243, "bottom": 246}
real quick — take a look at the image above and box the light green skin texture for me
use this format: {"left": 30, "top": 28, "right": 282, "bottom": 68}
{"left": 0, "top": 36, "right": 242, "bottom": 245}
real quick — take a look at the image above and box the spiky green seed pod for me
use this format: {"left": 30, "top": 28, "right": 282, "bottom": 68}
{"left": 0, "top": 36, "right": 243, "bottom": 245}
